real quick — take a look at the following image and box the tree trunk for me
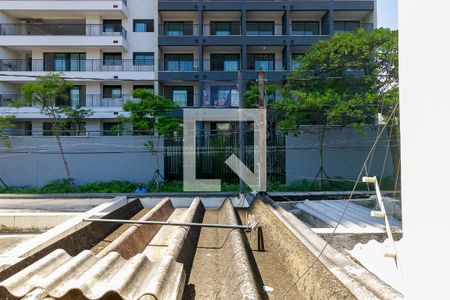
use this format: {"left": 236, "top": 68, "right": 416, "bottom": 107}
{"left": 388, "top": 124, "right": 401, "bottom": 195}
{"left": 55, "top": 133, "right": 73, "bottom": 188}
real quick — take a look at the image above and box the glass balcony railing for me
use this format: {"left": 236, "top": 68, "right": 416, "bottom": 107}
{"left": 159, "top": 59, "right": 200, "bottom": 71}
{"left": 247, "top": 59, "right": 287, "bottom": 71}
{"left": 203, "top": 59, "right": 240, "bottom": 71}
{"left": 0, "top": 24, "right": 127, "bottom": 38}
{"left": 0, "top": 59, "right": 154, "bottom": 72}
{"left": 0, "top": 94, "right": 140, "bottom": 108}
{"left": 334, "top": 22, "right": 374, "bottom": 33}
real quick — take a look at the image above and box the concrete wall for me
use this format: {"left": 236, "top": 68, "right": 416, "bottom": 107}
{"left": 285, "top": 126, "right": 395, "bottom": 183}
{"left": 0, "top": 136, "right": 163, "bottom": 187}
{"left": 0, "top": 126, "right": 396, "bottom": 187}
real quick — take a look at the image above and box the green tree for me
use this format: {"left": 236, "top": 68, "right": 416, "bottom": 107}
{"left": 277, "top": 28, "right": 399, "bottom": 188}
{"left": 61, "top": 106, "right": 93, "bottom": 136}
{"left": 0, "top": 115, "right": 15, "bottom": 148}
{"left": 122, "top": 89, "right": 181, "bottom": 188}
{"left": 20, "top": 73, "right": 75, "bottom": 186}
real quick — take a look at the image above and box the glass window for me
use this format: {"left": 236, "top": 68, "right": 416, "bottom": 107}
{"left": 164, "top": 86, "right": 193, "bottom": 107}
{"left": 210, "top": 86, "right": 239, "bottom": 107}
{"left": 103, "top": 20, "right": 122, "bottom": 33}
{"left": 164, "top": 54, "right": 194, "bottom": 71}
{"left": 173, "top": 89, "right": 188, "bottom": 107}
{"left": 164, "top": 22, "right": 193, "bottom": 36}
{"left": 46, "top": 53, "right": 86, "bottom": 71}
{"left": 103, "top": 85, "right": 122, "bottom": 98}
{"left": 210, "top": 22, "right": 240, "bottom": 36}
{"left": 103, "top": 53, "right": 122, "bottom": 66}
{"left": 133, "top": 52, "right": 154, "bottom": 65}
{"left": 248, "top": 54, "right": 274, "bottom": 71}
{"left": 247, "top": 22, "right": 274, "bottom": 35}
{"left": 210, "top": 54, "right": 240, "bottom": 71}
{"left": 292, "top": 21, "right": 320, "bottom": 35}
{"left": 334, "top": 21, "right": 361, "bottom": 33}
{"left": 134, "top": 20, "right": 154, "bottom": 32}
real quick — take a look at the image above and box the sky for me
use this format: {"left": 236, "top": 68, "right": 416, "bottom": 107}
{"left": 377, "top": 0, "right": 398, "bottom": 29}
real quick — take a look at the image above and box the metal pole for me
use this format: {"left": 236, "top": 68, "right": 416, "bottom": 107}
{"left": 83, "top": 218, "right": 253, "bottom": 231}
{"left": 238, "top": 71, "right": 245, "bottom": 196}
{"left": 258, "top": 70, "right": 267, "bottom": 191}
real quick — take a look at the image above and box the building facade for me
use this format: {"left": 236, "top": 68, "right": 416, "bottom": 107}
{"left": 0, "top": 0, "right": 375, "bottom": 136}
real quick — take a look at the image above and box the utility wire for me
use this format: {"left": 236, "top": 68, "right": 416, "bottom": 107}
{"left": 279, "top": 101, "right": 399, "bottom": 299}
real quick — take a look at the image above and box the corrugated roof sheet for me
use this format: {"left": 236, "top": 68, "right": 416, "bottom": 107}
{"left": 0, "top": 197, "right": 264, "bottom": 300}
{"left": 296, "top": 200, "right": 402, "bottom": 233}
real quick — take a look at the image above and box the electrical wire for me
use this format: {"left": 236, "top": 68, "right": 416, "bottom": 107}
{"left": 278, "top": 101, "right": 399, "bottom": 299}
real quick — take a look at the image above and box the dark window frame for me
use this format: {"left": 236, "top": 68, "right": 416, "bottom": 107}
{"left": 133, "top": 19, "right": 154, "bottom": 32}
{"left": 133, "top": 52, "right": 154, "bottom": 66}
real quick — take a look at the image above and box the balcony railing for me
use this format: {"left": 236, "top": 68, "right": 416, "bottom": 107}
{"left": 246, "top": 23, "right": 284, "bottom": 36}
{"left": 157, "top": 22, "right": 374, "bottom": 36}
{"left": 203, "top": 23, "right": 241, "bottom": 36}
{"left": 203, "top": 59, "right": 240, "bottom": 71}
{"left": 0, "top": 24, "right": 127, "bottom": 38}
{"left": 334, "top": 22, "right": 373, "bottom": 33}
{"left": 0, "top": 94, "right": 140, "bottom": 108}
{"left": 159, "top": 59, "right": 200, "bottom": 71}
{"left": 0, "top": 59, "right": 154, "bottom": 72}
{"left": 247, "top": 59, "right": 287, "bottom": 71}
{"left": 158, "top": 24, "right": 200, "bottom": 36}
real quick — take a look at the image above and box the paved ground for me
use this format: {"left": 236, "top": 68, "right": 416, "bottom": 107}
{"left": 0, "top": 198, "right": 112, "bottom": 212}
{"left": 0, "top": 234, "right": 36, "bottom": 254}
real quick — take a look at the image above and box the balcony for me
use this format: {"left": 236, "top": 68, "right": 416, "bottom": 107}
{"left": 0, "top": 59, "right": 154, "bottom": 81}
{"left": 0, "top": 59, "right": 153, "bottom": 72}
{"left": 0, "top": 94, "right": 139, "bottom": 108}
{"left": 159, "top": 59, "right": 200, "bottom": 72}
{"left": 0, "top": 23, "right": 128, "bottom": 50}
{"left": 333, "top": 22, "right": 373, "bottom": 33}
{"left": 0, "top": 1, "right": 128, "bottom": 19}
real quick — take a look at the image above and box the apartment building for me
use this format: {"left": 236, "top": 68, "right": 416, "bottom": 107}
{"left": 0, "top": 0, "right": 158, "bottom": 135}
{"left": 0, "top": 0, "right": 375, "bottom": 136}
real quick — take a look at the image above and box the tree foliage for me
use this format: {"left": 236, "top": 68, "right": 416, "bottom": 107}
{"left": 123, "top": 88, "right": 181, "bottom": 137}
{"left": 19, "top": 73, "right": 91, "bottom": 186}
{"left": 0, "top": 115, "right": 15, "bottom": 148}
{"left": 61, "top": 106, "right": 93, "bottom": 136}
{"left": 244, "top": 82, "right": 277, "bottom": 108}
{"left": 277, "top": 28, "right": 398, "bottom": 131}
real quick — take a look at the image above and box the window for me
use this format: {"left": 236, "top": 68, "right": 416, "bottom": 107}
{"left": 210, "top": 54, "right": 240, "bottom": 71}
{"left": 103, "top": 85, "right": 122, "bottom": 98}
{"left": 133, "top": 52, "right": 154, "bottom": 66}
{"left": 68, "top": 86, "right": 85, "bottom": 106}
{"left": 134, "top": 19, "right": 154, "bottom": 32}
{"left": 247, "top": 22, "right": 274, "bottom": 35}
{"left": 164, "top": 22, "right": 193, "bottom": 36}
{"left": 334, "top": 21, "right": 361, "bottom": 33}
{"left": 164, "top": 86, "right": 194, "bottom": 107}
{"left": 248, "top": 54, "right": 275, "bottom": 71}
{"left": 210, "top": 86, "right": 239, "bottom": 107}
{"left": 210, "top": 22, "right": 240, "bottom": 36}
{"left": 44, "top": 53, "right": 86, "bottom": 71}
{"left": 291, "top": 21, "right": 320, "bottom": 35}
{"left": 164, "top": 54, "right": 195, "bottom": 71}
{"left": 103, "top": 20, "right": 122, "bottom": 33}
{"left": 103, "top": 53, "right": 122, "bottom": 66}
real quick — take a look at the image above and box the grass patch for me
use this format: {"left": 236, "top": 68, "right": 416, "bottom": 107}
{"left": 0, "top": 176, "right": 397, "bottom": 194}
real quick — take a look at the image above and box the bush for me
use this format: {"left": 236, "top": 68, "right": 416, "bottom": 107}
{"left": 0, "top": 176, "right": 397, "bottom": 194}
